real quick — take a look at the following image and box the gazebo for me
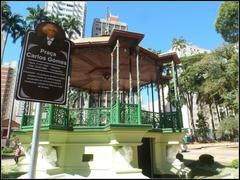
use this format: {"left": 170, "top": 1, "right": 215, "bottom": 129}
{"left": 15, "top": 29, "right": 186, "bottom": 178}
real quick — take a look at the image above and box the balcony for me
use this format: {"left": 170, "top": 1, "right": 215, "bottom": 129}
{"left": 20, "top": 104, "right": 183, "bottom": 132}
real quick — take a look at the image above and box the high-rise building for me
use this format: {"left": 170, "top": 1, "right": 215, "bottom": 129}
{"left": 92, "top": 13, "right": 128, "bottom": 37}
{"left": 1, "top": 61, "right": 17, "bottom": 120}
{"left": 45, "top": 1, "right": 87, "bottom": 39}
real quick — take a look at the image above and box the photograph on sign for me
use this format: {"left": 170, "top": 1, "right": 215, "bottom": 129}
{"left": 16, "top": 22, "right": 71, "bottom": 105}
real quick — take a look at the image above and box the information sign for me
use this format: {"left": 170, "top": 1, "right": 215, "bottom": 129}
{"left": 16, "top": 22, "right": 71, "bottom": 104}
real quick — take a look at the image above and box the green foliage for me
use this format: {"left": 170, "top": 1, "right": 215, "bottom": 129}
{"left": 176, "top": 153, "right": 184, "bottom": 162}
{"left": 199, "top": 154, "right": 214, "bottom": 166}
{"left": 217, "top": 116, "right": 239, "bottom": 140}
{"left": 2, "top": 3, "right": 82, "bottom": 48}
{"left": 231, "top": 159, "right": 239, "bottom": 169}
{"left": 196, "top": 112, "right": 209, "bottom": 141}
{"left": 1, "top": 1, "right": 11, "bottom": 24}
{"left": 62, "top": 15, "right": 82, "bottom": 39}
{"left": 1, "top": 164, "right": 26, "bottom": 179}
{"left": 195, "top": 43, "right": 238, "bottom": 113}
{"left": 26, "top": 4, "right": 49, "bottom": 29}
{"left": 47, "top": 14, "right": 63, "bottom": 27}
{"left": 68, "top": 87, "right": 88, "bottom": 108}
{"left": 178, "top": 53, "right": 207, "bottom": 96}
{"left": 178, "top": 43, "right": 238, "bottom": 115}
{"left": 1, "top": 5, "right": 25, "bottom": 43}
{"left": 147, "top": 48, "right": 161, "bottom": 55}
{"left": 180, "top": 53, "right": 206, "bottom": 69}
{"left": 2, "top": 147, "right": 14, "bottom": 154}
{"left": 215, "top": 1, "right": 239, "bottom": 43}
{"left": 47, "top": 14, "right": 82, "bottom": 39}
{"left": 172, "top": 36, "right": 187, "bottom": 57}
{"left": 166, "top": 82, "right": 186, "bottom": 108}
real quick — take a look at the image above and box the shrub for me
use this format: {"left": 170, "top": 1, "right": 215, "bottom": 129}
{"left": 217, "top": 116, "right": 239, "bottom": 141}
{"left": 2, "top": 147, "right": 14, "bottom": 154}
{"left": 199, "top": 154, "right": 214, "bottom": 165}
{"left": 176, "top": 153, "right": 184, "bottom": 162}
{"left": 231, "top": 159, "right": 239, "bottom": 169}
{"left": 195, "top": 112, "right": 209, "bottom": 142}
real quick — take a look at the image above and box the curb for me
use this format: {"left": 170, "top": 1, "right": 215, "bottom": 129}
{"left": 187, "top": 143, "right": 239, "bottom": 150}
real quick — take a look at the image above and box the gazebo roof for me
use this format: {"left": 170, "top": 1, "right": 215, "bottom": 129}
{"left": 70, "top": 29, "right": 180, "bottom": 92}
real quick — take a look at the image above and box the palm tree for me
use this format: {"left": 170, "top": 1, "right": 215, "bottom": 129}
{"left": 62, "top": 15, "right": 81, "bottom": 39}
{"left": 25, "top": 5, "right": 49, "bottom": 30}
{"left": 1, "top": 1, "right": 11, "bottom": 25}
{"left": 47, "top": 14, "right": 63, "bottom": 27}
{"left": 1, "top": 2, "right": 24, "bottom": 64}
{"left": 6, "top": 5, "right": 47, "bottom": 147}
{"left": 15, "top": 20, "right": 31, "bottom": 47}
{"left": 172, "top": 37, "right": 187, "bottom": 57}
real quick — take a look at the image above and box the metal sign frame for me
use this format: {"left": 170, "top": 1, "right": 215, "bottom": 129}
{"left": 15, "top": 23, "right": 71, "bottom": 105}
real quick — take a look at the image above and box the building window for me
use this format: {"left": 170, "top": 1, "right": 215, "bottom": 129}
{"left": 67, "top": 4, "right": 73, "bottom": 7}
{"left": 2, "top": 129, "right": 8, "bottom": 137}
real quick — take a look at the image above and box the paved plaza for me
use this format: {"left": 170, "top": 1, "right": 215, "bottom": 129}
{"left": 182, "top": 141, "right": 239, "bottom": 166}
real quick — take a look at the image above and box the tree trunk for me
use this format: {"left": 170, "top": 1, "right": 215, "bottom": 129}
{"left": 1, "top": 30, "right": 9, "bottom": 64}
{"left": 215, "top": 102, "right": 221, "bottom": 123}
{"left": 187, "top": 93, "right": 198, "bottom": 141}
{"left": 209, "top": 103, "right": 216, "bottom": 140}
{"left": 78, "top": 90, "right": 81, "bottom": 108}
{"left": 225, "top": 106, "right": 229, "bottom": 117}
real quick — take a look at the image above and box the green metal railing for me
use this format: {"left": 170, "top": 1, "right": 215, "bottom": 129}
{"left": 21, "top": 106, "right": 50, "bottom": 129}
{"left": 70, "top": 107, "right": 110, "bottom": 127}
{"left": 141, "top": 110, "right": 182, "bottom": 129}
{"left": 111, "top": 103, "right": 138, "bottom": 124}
{"left": 21, "top": 104, "right": 183, "bottom": 130}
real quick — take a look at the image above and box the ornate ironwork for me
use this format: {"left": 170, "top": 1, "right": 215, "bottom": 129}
{"left": 51, "top": 106, "right": 68, "bottom": 128}
{"left": 21, "top": 106, "right": 49, "bottom": 128}
{"left": 70, "top": 107, "right": 110, "bottom": 127}
{"left": 21, "top": 104, "right": 183, "bottom": 130}
{"left": 141, "top": 110, "right": 181, "bottom": 129}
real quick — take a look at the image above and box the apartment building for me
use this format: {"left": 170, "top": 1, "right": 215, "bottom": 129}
{"left": 168, "top": 43, "right": 210, "bottom": 58}
{"left": 1, "top": 62, "right": 17, "bottom": 120}
{"left": 92, "top": 14, "right": 128, "bottom": 37}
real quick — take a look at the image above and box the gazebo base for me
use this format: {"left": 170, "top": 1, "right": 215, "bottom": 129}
{"left": 14, "top": 126, "right": 186, "bottom": 179}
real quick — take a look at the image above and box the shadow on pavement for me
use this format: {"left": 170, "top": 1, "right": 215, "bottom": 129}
{"left": 183, "top": 159, "right": 227, "bottom": 178}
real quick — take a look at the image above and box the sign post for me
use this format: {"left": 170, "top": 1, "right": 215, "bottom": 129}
{"left": 29, "top": 102, "right": 42, "bottom": 179}
{"left": 15, "top": 22, "right": 71, "bottom": 179}
{"left": 16, "top": 22, "right": 71, "bottom": 104}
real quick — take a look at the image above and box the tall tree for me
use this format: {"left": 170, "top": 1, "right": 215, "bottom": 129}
{"left": 201, "top": 43, "right": 238, "bottom": 114}
{"left": 47, "top": 14, "right": 63, "bottom": 27}
{"left": 25, "top": 5, "right": 49, "bottom": 30}
{"left": 177, "top": 53, "right": 206, "bottom": 140}
{"left": 193, "top": 43, "right": 239, "bottom": 139}
{"left": 195, "top": 112, "right": 209, "bottom": 142}
{"left": 1, "top": 1, "right": 11, "bottom": 25}
{"left": 14, "top": 20, "right": 31, "bottom": 47}
{"left": 147, "top": 48, "right": 161, "bottom": 56}
{"left": 172, "top": 37, "right": 187, "bottom": 57}
{"left": 1, "top": 2, "right": 24, "bottom": 64}
{"left": 62, "top": 15, "right": 81, "bottom": 39}
{"left": 5, "top": 4, "right": 48, "bottom": 147}
{"left": 215, "top": 1, "right": 239, "bottom": 43}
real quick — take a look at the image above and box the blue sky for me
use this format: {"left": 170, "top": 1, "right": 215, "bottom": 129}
{"left": 3, "top": 1, "right": 224, "bottom": 65}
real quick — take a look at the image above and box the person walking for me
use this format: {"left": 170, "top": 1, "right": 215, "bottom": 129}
{"left": 14, "top": 144, "right": 21, "bottom": 164}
